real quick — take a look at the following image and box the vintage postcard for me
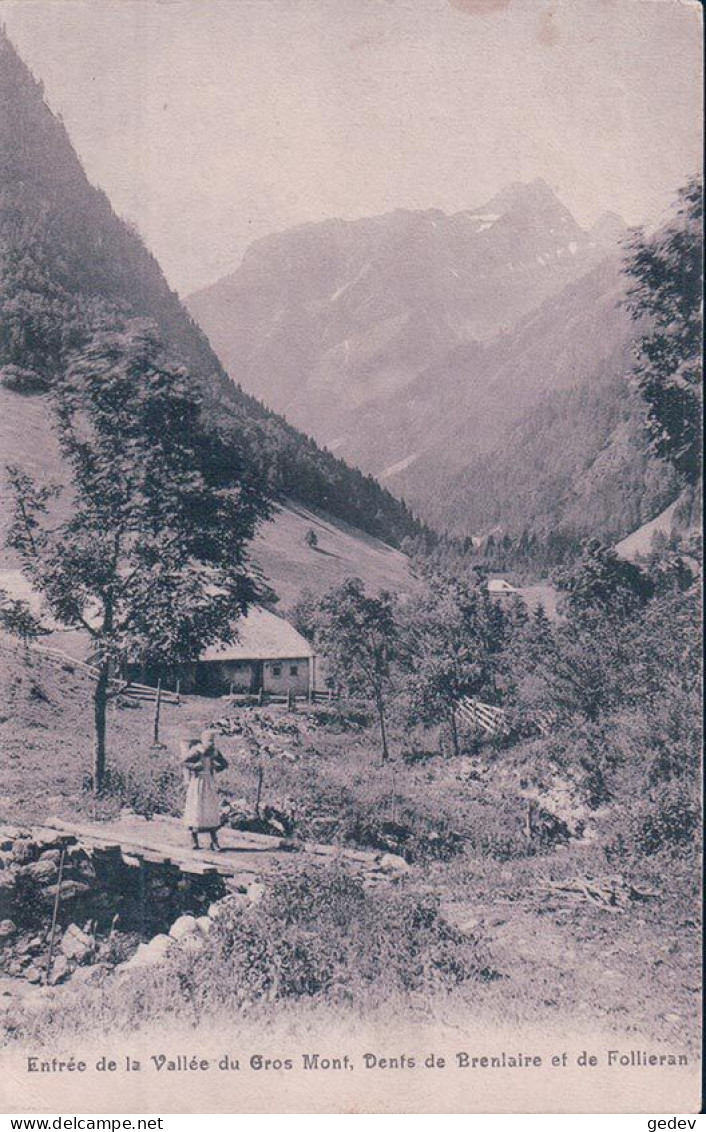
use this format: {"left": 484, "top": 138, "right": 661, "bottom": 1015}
{"left": 0, "top": 0, "right": 702, "bottom": 1115}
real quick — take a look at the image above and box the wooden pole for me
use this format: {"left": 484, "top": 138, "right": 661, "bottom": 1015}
{"left": 175, "top": 678, "right": 181, "bottom": 707}
{"left": 45, "top": 845, "right": 67, "bottom": 985}
{"left": 525, "top": 798, "right": 534, "bottom": 843}
{"left": 255, "top": 764, "right": 264, "bottom": 818}
{"left": 151, "top": 679, "right": 163, "bottom": 747}
{"left": 138, "top": 857, "right": 146, "bottom": 940}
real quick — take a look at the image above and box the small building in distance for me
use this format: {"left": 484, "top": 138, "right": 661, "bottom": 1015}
{"left": 127, "top": 606, "right": 317, "bottom": 698}
{"left": 486, "top": 577, "right": 520, "bottom": 597}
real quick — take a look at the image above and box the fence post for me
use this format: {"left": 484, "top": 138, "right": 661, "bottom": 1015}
{"left": 175, "top": 678, "right": 181, "bottom": 707}
{"left": 257, "top": 687, "right": 264, "bottom": 707}
{"left": 44, "top": 844, "right": 67, "bottom": 985}
{"left": 151, "top": 679, "right": 163, "bottom": 747}
{"left": 255, "top": 764, "right": 264, "bottom": 818}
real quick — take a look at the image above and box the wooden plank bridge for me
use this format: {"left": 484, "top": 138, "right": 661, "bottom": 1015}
{"left": 40, "top": 813, "right": 389, "bottom": 885}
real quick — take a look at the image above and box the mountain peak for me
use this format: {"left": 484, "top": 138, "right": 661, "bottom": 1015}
{"left": 479, "top": 178, "right": 571, "bottom": 218}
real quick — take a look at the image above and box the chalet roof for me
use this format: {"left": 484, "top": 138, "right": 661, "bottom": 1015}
{"left": 0, "top": 573, "right": 314, "bottom": 664}
{"left": 199, "top": 607, "right": 315, "bottom": 662}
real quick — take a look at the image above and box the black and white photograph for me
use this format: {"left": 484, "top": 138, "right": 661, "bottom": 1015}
{"left": 0, "top": 0, "right": 702, "bottom": 1115}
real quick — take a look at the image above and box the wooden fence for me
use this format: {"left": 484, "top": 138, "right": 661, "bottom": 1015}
{"left": 22, "top": 638, "right": 554, "bottom": 735}
{"left": 455, "top": 695, "right": 558, "bottom": 738}
{"left": 28, "top": 644, "right": 180, "bottom": 704}
{"left": 456, "top": 696, "right": 509, "bottom": 736}
{"left": 226, "top": 687, "right": 339, "bottom": 708}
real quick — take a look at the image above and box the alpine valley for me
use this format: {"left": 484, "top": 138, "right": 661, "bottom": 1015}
{"left": 187, "top": 183, "right": 679, "bottom": 542}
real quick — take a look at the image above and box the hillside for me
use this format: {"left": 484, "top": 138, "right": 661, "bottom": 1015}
{"left": 0, "top": 28, "right": 423, "bottom": 551}
{"left": 404, "top": 375, "right": 679, "bottom": 541}
{"left": 0, "top": 386, "right": 416, "bottom": 607}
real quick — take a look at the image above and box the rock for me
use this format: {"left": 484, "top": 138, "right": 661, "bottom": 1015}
{"left": 44, "top": 879, "right": 92, "bottom": 902}
{"left": 207, "top": 892, "right": 249, "bottom": 920}
{"left": 0, "top": 873, "right": 14, "bottom": 916}
{"left": 24, "top": 964, "right": 43, "bottom": 984}
{"left": 0, "top": 919, "right": 16, "bottom": 941}
{"left": 169, "top": 915, "right": 200, "bottom": 942}
{"left": 196, "top": 916, "right": 212, "bottom": 936}
{"left": 60, "top": 924, "right": 94, "bottom": 964}
{"left": 17, "top": 935, "right": 43, "bottom": 956}
{"left": 0, "top": 826, "right": 24, "bottom": 849}
{"left": 122, "top": 934, "right": 173, "bottom": 971}
{"left": 19, "top": 858, "right": 59, "bottom": 885}
{"left": 378, "top": 853, "right": 411, "bottom": 874}
{"left": 48, "top": 954, "right": 72, "bottom": 985}
{"left": 12, "top": 840, "right": 40, "bottom": 865}
{"left": 70, "top": 964, "right": 105, "bottom": 987}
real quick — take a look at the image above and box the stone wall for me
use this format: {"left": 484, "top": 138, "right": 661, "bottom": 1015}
{"left": 0, "top": 825, "right": 227, "bottom": 986}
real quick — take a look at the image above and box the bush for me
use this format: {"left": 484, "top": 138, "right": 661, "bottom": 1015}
{"left": 82, "top": 762, "right": 183, "bottom": 818}
{"left": 199, "top": 868, "right": 496, "bottom": 1010}
{"left": 634, "top": 792, "right": 700, "bottom": 858}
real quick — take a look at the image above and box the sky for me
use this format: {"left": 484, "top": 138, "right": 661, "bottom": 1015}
{"left": 1, "top": 0, "right": 702, "bottom": 295}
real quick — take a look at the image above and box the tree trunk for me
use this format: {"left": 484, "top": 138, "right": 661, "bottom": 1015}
{"left": 375, "top": 695, "right": 389, "bottom": 763}
{"left": 93, "top": 663, "right": 109, "bottom": 792}
{"left": 449, "top": 706, "right": 460, "bottom": 758}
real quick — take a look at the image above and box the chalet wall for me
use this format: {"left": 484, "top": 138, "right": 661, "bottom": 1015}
{"left": 262, "top": 657, "right": 310, "bottom": 695}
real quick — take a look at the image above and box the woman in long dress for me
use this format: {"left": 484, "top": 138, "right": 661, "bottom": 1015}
{"left": 181, "top": 729, "right": 228, "bottom": 850}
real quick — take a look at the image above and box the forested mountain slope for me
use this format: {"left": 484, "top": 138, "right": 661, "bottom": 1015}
{"left": 0, "top": 28, "right": 423, "bottom": 551}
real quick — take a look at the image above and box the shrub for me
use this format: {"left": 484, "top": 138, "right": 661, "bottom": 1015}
{"left": 199, "top": 868, "right": 496, "bottom": 1010}
{"left": 82, "top": 762, "right": 183, "bottom": 818}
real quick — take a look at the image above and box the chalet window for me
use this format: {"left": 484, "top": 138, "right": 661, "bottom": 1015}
{"left": 290, "top": 665, "right": 299, "bottom": 676}
{"left": 272, "top": 665, "right": 282, "bottom": 676}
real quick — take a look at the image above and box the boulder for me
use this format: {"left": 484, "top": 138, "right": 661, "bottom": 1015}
{"left": 0, "top": 919, "right": 16, "bottom": 941}
{"left": 378, "top": 853, "right": 411, "bottom": 875}
{"left": 168, "top": 915, "right": 200, "bottom": 942}
{"left": 70, "top": 964, "right": 106, "bottom": 987}
{"left": 196, "top": 916, "right": 212, "bottom": 936}
{"left": 16, "top": 935, "right": 42, "bottom": 956}
{"left": 0, "top": 873, "right": 14, "bottom": 916}
{"left": 44, "top": 879, "right": 92, "bottom": 902}
{"left": 60, "top": 924, "right": 94, "bottom": 964}
{"left": 19, "top": 858, "right": 59, "bottom": 885}
{"left": 12, "top": 839, "right": 40, "bottom": 866}
{"left": 122, "top": 934, "right": 173, "bottom": 971}
{"left": 48, "top": 954, "right": 72, "bottom": 986}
